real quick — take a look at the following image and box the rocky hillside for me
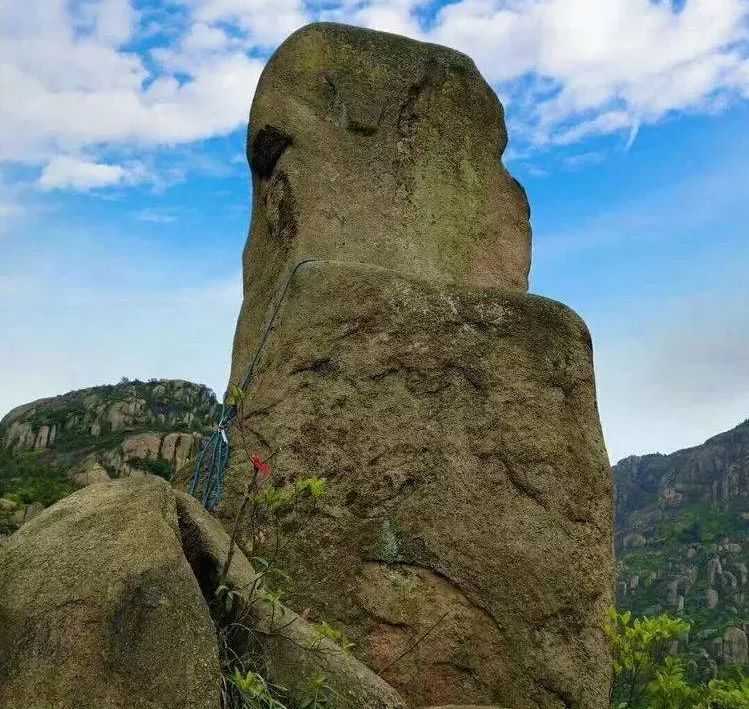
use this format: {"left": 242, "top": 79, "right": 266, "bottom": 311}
{"left": 0, "top": 379, "right": 218, "bottom": 534}
{"left": 615, "top": 418, "right": 749, "bottom": 673}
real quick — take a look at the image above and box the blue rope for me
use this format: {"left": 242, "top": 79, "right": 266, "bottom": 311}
{"left": 187, "top": 259, "right": 318, "bottom": 510}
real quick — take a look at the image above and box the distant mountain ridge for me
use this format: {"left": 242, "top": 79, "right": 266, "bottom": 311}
{"left": 614, "top": 418, "right": 749, "bottom": 672}
{"left": 0, "top": 378, "right": 218, "bottom": 534}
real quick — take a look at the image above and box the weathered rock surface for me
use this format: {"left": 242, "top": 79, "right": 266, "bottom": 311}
{"left": 230, "top": 22, "right": 531, "bottom": 386}
{"left": 212, "top": 20, "right": 613, "bottom": 709}
{"left": 176, "top": 491, "right": 406, "bottom": 709}
{"left": 615, "top": 419, "right": 749, "bottom": 525}
{"left": 0, "top": 477, "right": 221, "bottom": 709}
{"left": 722, "top": 626, "right": 748, "bottom": 665}
{"left": 220, "top": 261, "right": 613, "bottom": 708}
{"left": 0, "top": 476, "right": 408, "bottom": 709}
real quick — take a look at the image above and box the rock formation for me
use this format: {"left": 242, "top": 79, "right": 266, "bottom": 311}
{"left": 614, "top": 418, "right": 749, "bottom": 669}
{"left": 230, "top": 22, "right": 532, "bottom": 387}
{"left": 0, "top": 379, "right": 218, "bottom": 535}
{"left": 722, "top": 626, "right": 749, "bottom": 665}
{"left": 0, "top": 478, "right": 221, "bottom": 709}
{"left": 219, "top": 22, "right": 614, "bottom": 709}
{"left": 0, "top": 477, "right": 405, "bottom": 709}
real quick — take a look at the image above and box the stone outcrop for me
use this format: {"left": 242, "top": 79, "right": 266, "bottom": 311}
{"left": 1, "top": 379, "right": 217, "bottom": 454}
{"left": 230, "top": 22, "right": 531, "bottom": 386}
{"left": 0, "top": 477, "right": 406, "bottom": 709}
{"left": 176, "top": 491, "right": 406, "bottom": 709}
{"left": 71, "top": 455, "right": 112, "bottom": 486}
{"left": 0, "top": 379, "right": 217, "bottom": 534}
{"left": 0, "top": 498, "right": 43, "bottom": 535}
{"left": 615, "top": 419, "right": 749, "bottom": 529}
{"left": 220, "top": 22, "right": 613, "bottom": 709}
{"left": 614, "top": 418, "right": 749, "bottom": 667}
{"left": 100, "top": 430, "right": 204, "bottom": 478}
{"left": 722, "top": 627, "right": 748, "bottom": 665}
{"left": 0, "top": 478, "right": 221, "bottom": 709}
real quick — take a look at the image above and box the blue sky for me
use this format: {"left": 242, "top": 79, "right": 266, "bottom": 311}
{"left": 1, "top": 0, "right": 748, "bottom": 462}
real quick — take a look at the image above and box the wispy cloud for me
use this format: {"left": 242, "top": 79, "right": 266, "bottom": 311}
{"left": 430, "top": 0, "right": 749, "bottom": 144}
{"left": 0, "top": 262, "right": 241, "bottom": 419}
{"left": 0, "top": 204, "right": 25, "bottom": 220}
{"left": 134, "top": 207, "right": 177, "bottom": 223}
{"left": 534, "top": 153, "right": 749, "bottom": 261}
{"left": 596, "top": 288, "right": 749, "bottom": 461}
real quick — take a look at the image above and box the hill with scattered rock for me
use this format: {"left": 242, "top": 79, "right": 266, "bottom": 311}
{"left": 614, "top": 418, "right": 749, "bottom": 673}
{"left": 0, "top": 378, "right": 218, "bottom": 535}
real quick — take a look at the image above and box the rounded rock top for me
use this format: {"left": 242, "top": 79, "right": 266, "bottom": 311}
{"left": 244, "top": 21, "right": 532, "bottom": 293}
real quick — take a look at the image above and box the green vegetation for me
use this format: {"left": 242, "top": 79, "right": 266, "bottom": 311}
{"left": 614, "top": 418, "right": 749, "bottom": 673}
{"left": 126, "top": 456, "right": 174, "bottom": 480}
{"left": 0, "top": 450, "right": 77, "bottom": 507}
{"left": 608, "top": 608, "right": 749, "bottom": 708}
{"left": 228, "top": 670, "right": 288, "bottom": 709}
{"left": 0, "top": 378, "right": 219, "bottom": 529}
{"left": 313, "top": 621, "right": 355, "bottom": 652}
{"left": 217, "top": 459, "right": 333, "bottom": 709}
{"left": 216, "top": 387, "right": 342, "bottom": 709}
{"left": 226, "top": 670, "right": 334, "bottom": 709}
{"left": 658, "top": 502, "right": 747, "bottom": 547}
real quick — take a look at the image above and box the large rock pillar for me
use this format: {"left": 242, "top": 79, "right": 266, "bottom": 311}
{"left": 230, "top": 22, "right": 532, "bottom": 386}
{"left": 223, "top": 22, "right": 613, "bottom": 709}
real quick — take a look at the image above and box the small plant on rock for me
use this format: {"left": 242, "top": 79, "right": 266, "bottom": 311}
{"left": 298, "top": 675, "right": 335, "bottom": 709}
{"left": 213, "top": 385, "right": 341, "bottom": 709}
{"left": 228, "top": 669, "right": 287, "bottom": 709}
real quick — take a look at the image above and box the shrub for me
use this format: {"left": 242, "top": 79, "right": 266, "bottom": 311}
{"left": 607, "top": 608, "right": 749, "bottom": 708}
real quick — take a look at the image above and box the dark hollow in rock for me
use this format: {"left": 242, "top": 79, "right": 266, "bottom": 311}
{"left": 250, "top": 124, "right": 293, "bottom": 179}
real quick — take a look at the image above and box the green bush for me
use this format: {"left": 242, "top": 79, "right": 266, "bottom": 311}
{"left": 126, "top": 457, "right": 174, "bottom": 480}
{"left": 0, "top": 451, "right": 77, "bottom": 507}
{"left": 607, "top": 608, "right": 749, "bottom": 708}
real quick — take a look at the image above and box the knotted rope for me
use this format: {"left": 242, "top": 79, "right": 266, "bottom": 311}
{"left": 187, "top": 259, "right": 318, "bottom": 509}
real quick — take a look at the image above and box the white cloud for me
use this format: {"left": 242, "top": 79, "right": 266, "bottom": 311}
{"left": 134, "top": 207, "right": 178, "bottom": 223}
{"left": 320, "top": 0, "right": 426, "bottom": 38}
{"left": 38, "top": 156, "right": 146, "bottom": 190}
{"left": 428, "top": 0, "right": 749, "bottom": 144}
{"left": 182, "top": 0, "right": 310, "bottom": 47}
{"left": 84, "top": 0, "right": 137, "bottom": 46}
{"left": 0, "top": 0, "right": 748, "bottom": 184}
{"left": 0, "top": 0, "right": 263, "bottom": 167}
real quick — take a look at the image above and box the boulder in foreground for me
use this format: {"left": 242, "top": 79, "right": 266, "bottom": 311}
{"left": 0, "top": 476, "right": 220, "bottom": 709}
{"left": 0, "top": 476, "right": 406, "bottom": 709}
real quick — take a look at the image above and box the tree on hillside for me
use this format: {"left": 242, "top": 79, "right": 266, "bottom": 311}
{"left": 607, "top": 608, "right": 749, "bottom": 709}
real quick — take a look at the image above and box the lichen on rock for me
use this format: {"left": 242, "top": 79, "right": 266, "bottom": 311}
{"left": 220, "top": 22, "right": 614, "bottom": 709}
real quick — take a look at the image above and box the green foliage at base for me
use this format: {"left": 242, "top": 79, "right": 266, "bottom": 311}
{"left": 608, "top": 608, "right": 749, "bottom": 708}
{"left": 226, "top": 670, "right": 335, "bottom": 709}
